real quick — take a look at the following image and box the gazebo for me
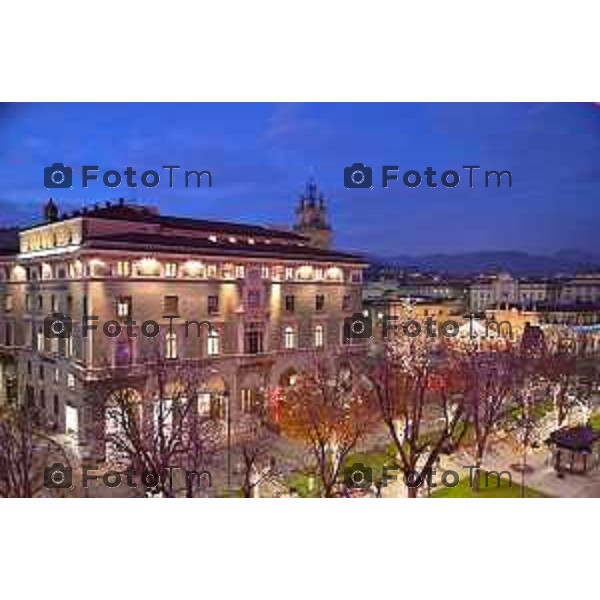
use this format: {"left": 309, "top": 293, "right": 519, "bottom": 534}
{"left": 546, "top": 425, "right": 600, "bottom": 475}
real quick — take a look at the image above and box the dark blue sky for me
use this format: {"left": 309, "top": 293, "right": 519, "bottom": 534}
{"left": 1, "top": 102, "right": 599, "bottom": 256}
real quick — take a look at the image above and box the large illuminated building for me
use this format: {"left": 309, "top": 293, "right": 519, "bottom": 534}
{"left": 0, "top": 182, "right": 367, "bottom": 460}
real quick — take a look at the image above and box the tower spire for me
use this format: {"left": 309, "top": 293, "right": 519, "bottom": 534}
{"left": 293, "top": 179, "right": 332, "bottom": 249}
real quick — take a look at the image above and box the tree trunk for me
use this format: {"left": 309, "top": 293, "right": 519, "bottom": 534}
{"left": 473, "top": 455, "right": 483, "bottom": 493}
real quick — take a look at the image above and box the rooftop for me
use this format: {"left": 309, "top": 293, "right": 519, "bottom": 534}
{"left": 13, "top": 200, "right": 367, "bottom": 265}
{"left": 26, "top": 200, "right": 308, "bottom": 241}
{"left": 84, "top": 231, "right": 366, "bottom": 264}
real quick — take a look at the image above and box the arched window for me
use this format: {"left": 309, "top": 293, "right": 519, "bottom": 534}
{"left": 166, "top": 331, "right": 177, "bottom": 360}
{"left": 284, "top": 326, "right": 296, "bottom": 349}
{"left": 314, "top": 324, "right": 324, "bottom": 348}
{"left": 207, "top": 330, "right": 220, "bottom": 356}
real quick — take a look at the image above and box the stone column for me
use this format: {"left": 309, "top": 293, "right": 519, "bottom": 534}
{"left": 0, "top": 360, "right": 6, "bottom": 404}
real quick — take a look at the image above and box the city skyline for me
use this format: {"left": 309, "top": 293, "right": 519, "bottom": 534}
{"left": 1, "top": 102, "right": 599, "bottom": 257}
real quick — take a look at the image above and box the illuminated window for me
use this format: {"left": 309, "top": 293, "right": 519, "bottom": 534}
{"left": 272, "top": 266, "right": 283, "bottom": 281}
{"left": 314, "top": 268, "right": 324, "bottom": 280}
{"left": 207, "top": 330, "right": 220, "bottom": 356}
{"left": 37, "top": 327, "right": 44, "bottom": 352}
{"left": 235, "top": 265, "right": 245, "bottom": 279}
{"left": 166, "top": 332, "right": 178, "bottom": 360}
{"left": 65, "top": 404, "right": 78, "bottom": 434}
{"left": 207, "top": 264, "right": 217, "bottom": 278}
{"left": 284, "top": 326, "right": 296, "bottom": 349}
{"left": 117, "top": 261, "right": 131, "bottom": 277}
{"left": 165, "top": 262, "right": 178, "bottom": 278}
{"left": 285, "top": 267, "right": 294, "bottom": 280}
{"left": 198, "top": 393, "right": 211, "bottom": 416}
{"left": 66, "top": 336, "right": 74, "bottom": 358}
{"left": 241, "top": 389, "right": 255, "bottom": 413}
{"left": 137, "top": 258, "right": 160, "bottom": 276}
{"left": 326, "top": 267, "right": 343, "bottom": 281}
{"left": 314, "top": 325, "right": 324, "bottom": 348}
{"left": 297, "top": 265, "right": 313, "bottom": 280}
{"left": 261, "top": 265, "right": 270, "bottom": 279}
{"left": 116, "top": 296, "right": 132, "bottom": 318}
{"left": 67, "top": 374, "right": 75, "bottom": 389}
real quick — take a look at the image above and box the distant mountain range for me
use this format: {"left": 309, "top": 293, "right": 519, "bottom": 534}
{"left": 370, "top": 250, "right": 600, "bottom": 277}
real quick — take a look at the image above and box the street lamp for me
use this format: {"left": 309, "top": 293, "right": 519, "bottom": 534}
{"left": 224, "top": 390, "right": 232, "bottom": 493}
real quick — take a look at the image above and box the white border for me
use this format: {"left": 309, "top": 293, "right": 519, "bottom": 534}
{"left": 0, "top": 500, "right": 595, "bottom": 599}
{"left": 2, "top": 3, "right": 598, "bottom": 598}
{"left": 1, "top": 1, "right": 598, "bottom": 100}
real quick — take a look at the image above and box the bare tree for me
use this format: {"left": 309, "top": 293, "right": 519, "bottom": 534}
{"left": 105, "top": 361, "right": 213, "bottom": 496}
{"left": 460, "top": 347, "right": 526, "bottom": 491}
{"left": 0, "top": 402, "right": 70, "bottom": 498}
{"left": 359, "top": 338, "right": 468, "bottom": 498}
{"left": 234, "top": 414, "right": 277, "bottom": 498}
{"left": 533, "top": 341, "right": 594, "bottom": 429}
{"left": 279, "top": 355, "right": 377, "bottom": 497}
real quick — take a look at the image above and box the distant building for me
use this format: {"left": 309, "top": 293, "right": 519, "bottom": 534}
{"left": 469, "top": 271, "right": 600, "bottom": 312}
{"left": 364, "top": 273, "right": 471, "bottom": 313}
{"left": 469, "top": 272, "right": 555, "bottom": 312}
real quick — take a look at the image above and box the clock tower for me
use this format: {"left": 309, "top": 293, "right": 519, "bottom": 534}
{"left": 293, "top": 179, "right": 332, "bottom": 249}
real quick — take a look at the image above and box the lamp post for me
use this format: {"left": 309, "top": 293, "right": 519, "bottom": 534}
{"left": 225, "top": 390, "right": 232, "bottom": 493}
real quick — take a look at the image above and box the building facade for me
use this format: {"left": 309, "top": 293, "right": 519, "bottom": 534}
{"left": 0, "top": 187, "right": 367, "bottom": 460}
